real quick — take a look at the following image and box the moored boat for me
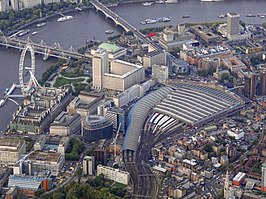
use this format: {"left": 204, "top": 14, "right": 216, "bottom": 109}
{"left": 57, "top": 15, "right": 73, "bottom": 22}
{"left": 36, "top": 22, "right": 46, "bottom": 27}
{"left": 18, "top": 29, "right": 30, "bottom": 37}
{"left": 32, "top": 31, "right": 39, "bottom": 35}
{"left": 182, "top": 15, "right": 190, "bottom": 18}
{"left": 142, "top": 2, "right": 154, "bottom": 6}
{"left": 105, "top": 30, "right": 114, "bottom": 34}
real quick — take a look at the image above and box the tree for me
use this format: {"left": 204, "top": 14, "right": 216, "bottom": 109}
{"left": 77, "top": 166, "right": 82, "bottom": 184}
{"left": 204, "top": 144, "right": 212, "bottom": 153}
{"left": 52, "top": 192, "right": 65, "bottom": 199}
{"left": 8, "top": 11, "right": 15, "bottom": 21}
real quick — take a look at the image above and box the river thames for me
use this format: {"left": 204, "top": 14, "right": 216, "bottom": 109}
{"left": 0, "top": 0, "right": 266, "bottom": 130}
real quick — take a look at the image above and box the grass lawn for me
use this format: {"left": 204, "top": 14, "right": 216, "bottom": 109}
{"left": 61, "top": 71, "right": 84, "bottom": 78}
{"left": 54, "top": 77, "right": 85, "bottom": 87}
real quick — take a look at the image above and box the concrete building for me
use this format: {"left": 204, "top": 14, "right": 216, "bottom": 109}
{"left": 21, "top": 0, "right": 60, "bottom": 8}
{"left": 0, "top": 139, "right": 26, "bottom": 167}
{"left": 50, "top": 112, "right": 81, "bottom": 136}
{"left": 190, "top": 25, "right": 220, "bottom": 44}
{"left": 180, "top": 45, "right": 232, "bottom": 67}
{"left": 92, "top": 49, "right": 145, "bottom": 91}
{"left": 82, "top": 115, "right": 113, "bottom": 142}
{"left": 159, "top": 25, "right": 194, "bottom": 50}
{"left": 261, "top": 162, "right": 266, "bottom": 192}
{"left": 27, "top": 151, "right": 64, "bottom": 176}
{"left": 113, "top": 79, "right": 154, "bottom": 108}
{"left": 67, "top": 92, "right": 105, "bottom": 117}
{"left": 152, "top": 64, "right": 169, "bottom": 84}
{"left": 227, "top": 12, "right": 240, "bottom": 40}
{"left": 33, "top": 135, "right": 46, "bottom": 151}
{"left": 57, "top": 137, "right": 70, "bottom": 156}
{"left": 83, "top": 156, "right": 95, "bottom": 175}
{"left": 0, "top": 0, "right": 18, "bottom": 12}
{"left": 244, "top": 73, "right": 258, "bottom": 99}
{"left": 105, "top": 107, "right": 126, "bottom": 133}
{"left": 97, "top": 165, "right": 130, "bottom": 185}
{"left": 9, "top": 87, "right": 72, "bottom": 134}
{"left": 91, "top": 42, "right": 127, "bottom": 60}
{"left": 94, "top": 140, "right": 107, "bottom": 165}
{"left": 139, "top": 50, "right": 167, "bottom": 68}
{"left": 222, "top": 56, "right": 246, "bottom": 72}
{"left": 227, "top": 128, "right": 245, "bottom": 140}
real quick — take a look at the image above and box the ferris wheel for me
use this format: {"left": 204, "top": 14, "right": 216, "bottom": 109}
{"left": 18, "top": 44, "right": 40, "bottom": 94}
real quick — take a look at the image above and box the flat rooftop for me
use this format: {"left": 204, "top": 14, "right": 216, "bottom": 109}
{"left": 0, "top": 139, "right": 24, "bottom": 151}
{"left": 28, "top": 151, "right": 62, "bottom": 163}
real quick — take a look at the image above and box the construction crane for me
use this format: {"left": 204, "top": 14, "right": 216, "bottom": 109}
{"left": 113, "top": 123, "right": 121, "bottom": 158}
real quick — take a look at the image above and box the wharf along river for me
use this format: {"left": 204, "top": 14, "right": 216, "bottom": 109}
{"left": 0, "top": 0, "right": 266, "bottom": 130}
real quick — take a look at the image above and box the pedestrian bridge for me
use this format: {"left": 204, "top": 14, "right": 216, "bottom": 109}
{"left": 0, "top": 36, "right": 92, "bottom": 60}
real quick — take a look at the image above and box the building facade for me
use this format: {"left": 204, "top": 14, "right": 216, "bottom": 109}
{"left": 27, "top": 151, "right": 64, "bottom": 176}
{"left": 92, "top": 49, "right": 145, "bottom": 91}
{"left": 83, "top": 156, "right": 95, "bottom": 175}
{"left": 227, "top": 12, "right": 240, "bottom": 40}
{"left": 50, "top": 112, "right": 81, "bottom": 136}
{"left": 97, "top": 165, "right": 130, "bottom": 185}
{"left": 10, "top": 87, "right": 72, "bottom": 134}
{"left": 82, "top": 115, "right": 113, "bottom": 142}
{"left": 0, "top": 139, "right": 26, "bottom": 167}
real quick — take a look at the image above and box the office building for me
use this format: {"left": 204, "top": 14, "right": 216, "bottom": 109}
{"left": 26, "top": 151, "right": 64, "bottom": 176}
{"left": 152, "top": 64, "right": 169, "bottom": 84}
{"left": 261, "top": 162, "right": 266, "bottom": 192}
{"left": 33, "top": 135, "right": 46, "bottom": 151}
{"left": 57, "top": 137, "right": 70, "bottom": 156}
{"left": 97, "top": 165, "right": 130, "bottom": 185}
{"left": 244, "top": 73, "right": 258, "bottom": 99}
{"left": 9, "top": 87, "right": 72, "bottom": 134}
{"left": 0, "top": 139, "right": 26, "bottom": 167}
{"left": 227, "top": 12, "right": 240, "bottom": 40}
{"left": 140, "top": 50, "right": 167, "bottom": 68}
{"left": 92, "top": 49, "right": 145, "bottom": 91}
{"left": 94, "top": 140, "right": 107, "bottom": 165}
{"left": 83, "top": 156, "right": 95, "bottom": 175}
{"left": 105, "top": 107, "right": 126, "bottom": 133}
{"left": 82, "top": 115, "right": 113, "bottom": 142}
{"left": 50, "top": 112, "right": 81, "bottom": 136}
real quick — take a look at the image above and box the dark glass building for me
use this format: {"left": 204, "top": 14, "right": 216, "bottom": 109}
{"left": 82, "top": 115, "right": 113, "bottom": 142}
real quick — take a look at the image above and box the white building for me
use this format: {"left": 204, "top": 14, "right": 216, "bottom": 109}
{"left": 152, "top": 64, "right": 169, "bottom": 84}
{"left": 227, "top": 12, "right": 240, "bottom": 40}
{"left": 83, "top": 156, "right": 95, "bottom": 176}
{"left": 227, "top": 128, "right": 245, "bottom": 140}
{"left": 50, "top": 112, "right": 81, "bottom": 136}
{"left": 112, "top": 79, "right": 154, "bottom": 108}
{"left": 0, "top": 139, "right": 26, "bottom": 167}
{"left": 92, "top": 49, "right": 145, "bottom": 91}
{"left": 33, "top": 135, "right": 46, "bottom": 151}
{"left": 97, "top": 165, "right": 130, "bottom": 185}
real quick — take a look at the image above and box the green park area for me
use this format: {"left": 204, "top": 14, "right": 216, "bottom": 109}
{"left": 53, "top": 77, "right": 85, "bottom": 88}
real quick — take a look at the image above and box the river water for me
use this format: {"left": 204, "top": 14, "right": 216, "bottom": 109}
{"left": 0, "top": 0, "right": 265, "bottom": 131}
